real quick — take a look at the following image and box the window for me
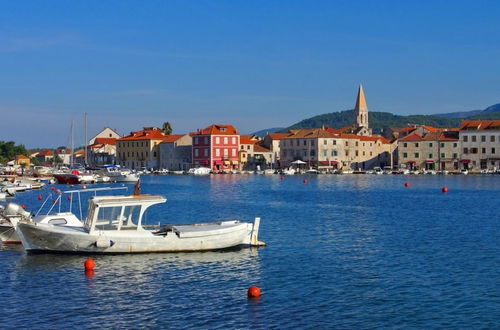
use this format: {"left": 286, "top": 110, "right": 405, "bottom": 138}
{"left": 403, "top": 143, "right": 407, "bottom": 148}
{"left": 415, "top": 143, "right": 419, "bottom": 147}
{"left": 310, "top": 150, "right": 315, "bottom": 156}
{"left": 194, "top": 149, "right": 199, "bottom": 157}
{"left": 345, "top": 150, "right": 349, "bottom": 156}
{"left": 471, "top": 148, "right": 478, "bottom": 154}
{"left": 296, "top": 140, "right": 299, "bottom": 146}
{"left": 362, "top": 151, "right": 365, "bottom": 156}
{"left": 303, "top": 140, "right": 307, "bottom": 146}
{"left": 481, "top": 136, "right": 486, "bottom": 142}
{"left": 440, "top": 143, "right": 444, "bottom": 148}
{"left": 428, "top": 153, "right": 433, "bottom": 159}
{"left": 463, "top": 136, "right": 468, "bottom": 142}
{"left": 216, "top": 137, "right": 220, "bottom": 144}
{"left": 463, "top": 148, "right": 468, "bottom": 154}
{"left": 333, "top": 140, "right": 337, "bottom": 145}
{"left": 355, "top": 141, "right": 359, "bottom": 147}
{"left": 224, "top": 149, "right": 228, "bottom": 157}
{"left": 323, "top": 150, "right": 327, "bottom": 156}
{"left": 482, "top": 148, "right": 486, "bottom": 154}
{"left": 204, "top": 137, "right": 208, "bottom": 144}
{"left": 204, "top": 149, "right": 208, "bottom": 157}
{"left": 403, "top": 152, "right": 408, "bottom": 158}
{"left": 441, "top": 153, "right": 445, "bottom": 158}
{"left": 491, "top": 136, "right": 496, "bottom": 142}
{"left": 472, "top": 136, "right": 476, "bottom": 142}
{"left": 216, "top": 149, "right": 220, "bottom": 157}
{"left": 323, "top": 140, "right": 327, "bottom": 145}
{"left": 492, "top": 148, "right": 496, "bottom": 154}
{"left": 224, "top": 137, "right": 228, "bottom": 144}
{"left": 232, "top": 137, "right": 236, "bottom": 144}
{"left": 332, "top": 150, "right": 337, "bottom": 156}
{"left": 429, "top": 143, "right": 433, "bottom": 147}
{"left": 453, "top": 153, "right": 458, "bottom": 159}
{"left": 303, "top": 150, "right": 307, "bottom": 156}
{"left": 355, "top": 150, "right": 359, "bottom": 156}
{"left": 311, "top": 140, "right": 315, "bottom": 146}
{"left": 232, "top": 149, "right": 236, "bottom": 157}
{"left": 370, "top": 152, "right": 372, "bottom": 156}
{"left": 453, "top": 143, "right": 458, "bottom": 148}
{"left": 345, "top": 141, "right": 348, "bottom": 146}
{"left": 194, "top": 137, "right": 198, "bottom": 144}
{"left": 415, "top": 153, "right": 419, "bottom": 158}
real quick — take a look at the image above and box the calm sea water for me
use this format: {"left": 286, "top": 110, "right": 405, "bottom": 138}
{"left": 1, "top": 174, "right": 499, "bottom": 329}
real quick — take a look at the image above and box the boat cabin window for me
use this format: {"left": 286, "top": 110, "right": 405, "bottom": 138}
{"left": 48, "top": 218, "right": 68, "bottom": 225}
{"left": 93, "top": 205, "right": 141, "bottom": 230}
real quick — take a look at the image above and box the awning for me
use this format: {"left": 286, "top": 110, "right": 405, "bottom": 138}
{"left": 232, "top": 160, "right": 239, "bottom": 164}
{"left": 425, "top": 160, "right": 435, "bottom": 163}
{"left": 214, "top": 160, "right": 223, "bottom": 165}
{"left": 460, "top": 159, "right": 471, "bottom": 163}
{"left": 224, "top": 160, "right": 230, "bottom": 165}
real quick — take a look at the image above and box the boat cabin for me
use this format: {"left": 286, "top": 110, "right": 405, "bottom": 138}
{"left": 85, "top": 195, "right": 166, "bottom": 232}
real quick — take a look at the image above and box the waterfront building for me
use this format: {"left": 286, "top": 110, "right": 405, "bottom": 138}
{"left": 87, "top": 127, "right": 121, "bottom": 166}
{"left": 116, "top": 127, "right": 169, "bottom": 170}
{"left": 159, "top": 134, "right": 192, "bottom": 171}
{"left": 459, "top": 120, "right": 500, "bottom": 171}
{"left": 239, "top": 135, "right": 272, "bottom": 170}
{"left": 191, "top": 124, "right": 240, "bottom": 171}
{"left": 398, "top": 129, "right": 460, "bottom": 171}
{"left": 279, "top": 127, "right": 393, "bottom": 170}
{"left": 14, "top": 154, "right": 30, "bottom": 167}
{"left": 54, "top": 147, "right": 72, "bottom": 165}
{"left": 261, "top": 133, "right": 289, "bottom": 168}
{"left": 34, "top": 150, "right": 54, "bottom": 165}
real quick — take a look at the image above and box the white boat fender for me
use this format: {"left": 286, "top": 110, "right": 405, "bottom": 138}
{"left": 95, "top": 237, "right": 115, "bottom": 248}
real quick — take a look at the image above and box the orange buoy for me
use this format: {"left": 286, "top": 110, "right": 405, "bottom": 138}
{"left": 404, "top": 182, "right": 410, "bottom": 188}
{"left": 303, "top": 179, "right": 308, "bottom": 184}
{"left": 84, "top": 258, "right": 95, "bottom": 271}
{"left": 247, "top": 286, "right": 261, "bottom": 298}
{"left": 442, "top": 187, "right": 448, "bottom": 193}
{"left": 37, "top": 194, "right": 43, "bottom": 200}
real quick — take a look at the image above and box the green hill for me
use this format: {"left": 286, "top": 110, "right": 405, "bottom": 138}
{"left": 283, "top": 109, "right": 500, "bottom": 133}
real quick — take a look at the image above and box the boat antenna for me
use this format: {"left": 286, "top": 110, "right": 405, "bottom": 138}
{"left": 134, "top": 179, "right": 140, "bottom": 196}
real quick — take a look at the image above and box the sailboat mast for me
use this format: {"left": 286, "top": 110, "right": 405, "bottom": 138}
{"left": 70, "top": 120, "right": 74, "bottom": 168}
{"left": 84, "top": 112, "right": 88, "bottom": 167}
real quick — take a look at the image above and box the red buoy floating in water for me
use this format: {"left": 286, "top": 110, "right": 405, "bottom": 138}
{"left": 404, "top": 182, "right": 410, "bottom": 188}
{"left": 303, "top": 179, "right": 308, "bottom": 184}
{"left": 21, "top": 204, "right": 26, "bottom": 209}
{"left": 50, "top": 186, "right": 56, "bottom": 191}
{"left": 84, "top": 258, "right": 95, "bottom": 271}
{"left": 37, "top": 194, "right": 43, "bottom": 200}
{"left": 442, "top": 187, "right": 448, "bottom": 193}
{"left": 247, "top": 286, "right": 261, "bottom": 298}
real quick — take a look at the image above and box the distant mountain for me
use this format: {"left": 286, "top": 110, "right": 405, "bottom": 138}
{"left": 251, "top": 127, "right": 285, "bottom": 137}
{"left": 434, "top": 103, "right": 500, "bottom": 118}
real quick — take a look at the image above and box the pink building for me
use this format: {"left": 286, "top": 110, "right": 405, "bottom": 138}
{"left": 191, "top": 124, "right": 240, "bottom": 171}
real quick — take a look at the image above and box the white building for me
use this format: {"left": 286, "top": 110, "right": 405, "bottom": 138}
{"left": 459, "top": 120, "right": 500, "bottom": 171}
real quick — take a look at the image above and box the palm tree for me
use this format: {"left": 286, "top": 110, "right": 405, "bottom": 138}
{"left": 162, "top": 122, "right": 172, "bottom": 135}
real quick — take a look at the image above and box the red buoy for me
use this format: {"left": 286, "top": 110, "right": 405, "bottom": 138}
{"left": 303, "top": 179, "right": 308, "bottom": 184}
{"left": 84, "top": 258, "right": 95, "bottom": 271}
{"left": 37, "top": 194, "right": 43, "bottom": 200}
{"left": 442, "top": 187, "right": 448, "bottom": 193}
{"left": 21, "top": 204, "right": 26, "bottom": 209}
{"left": 50, "top": 186, "right": 56, "bottom": 191}
{"left": 247, "top": 286, "right": 261, "bottom": 298}
{"left": 68, "top": 196, "right": 72, "bottom": 201}
{"left": 404, "top": 182, "right": 410, "bottom": 188}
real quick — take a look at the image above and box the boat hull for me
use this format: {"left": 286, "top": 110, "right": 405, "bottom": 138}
{"left": 17, "top": 219, "right": 263, "bottom": 254}
{"left": 0, "top": 223, "right": 21, "bottom": 244}
{"left": 53, "top": 174, "right": 81, "bottom": 184}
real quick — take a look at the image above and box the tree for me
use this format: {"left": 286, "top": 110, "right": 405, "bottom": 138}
{"left": 162, "top": 122, "right": 172, "bottom": 135}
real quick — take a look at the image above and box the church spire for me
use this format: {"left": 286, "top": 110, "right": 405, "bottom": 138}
{"left": 354, "top": 84, "right": 369, "bottom": 129}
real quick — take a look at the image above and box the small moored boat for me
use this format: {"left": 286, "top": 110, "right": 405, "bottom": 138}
{"left": 16, "top": 186, "right": 265, "bottom": 253}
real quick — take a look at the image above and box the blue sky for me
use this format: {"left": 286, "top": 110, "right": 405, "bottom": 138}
{"left": 1, "top": 0, "right": 499, "bottom": 148}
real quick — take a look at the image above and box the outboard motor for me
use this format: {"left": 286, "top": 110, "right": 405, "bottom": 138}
{"left": 4, "top": 202, "right": 31, "bottom": 219}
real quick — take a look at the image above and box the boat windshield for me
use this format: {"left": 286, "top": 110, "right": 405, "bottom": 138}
{"left": 93, "top": 205, "right": 141, "bottom": 231}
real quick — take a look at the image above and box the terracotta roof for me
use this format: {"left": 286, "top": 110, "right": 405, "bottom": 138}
{"left": 16, "top": 154, "right": 29, "bottom": 159}
{"left": 191, "top": 124, "right": 239, "bottom": 136}
{"left": 161, "top": 134, "right": 185, "bottom": 143}
{"left": 283, "top": 128, "right": 338, "bottom": 139}
{"left": 94, "top": 137, "right": 117, "bottom": 145}
{"left": 459, "top": 120, "right": 500, "bottom": 131}
{"left": 118, "top": 128, "right": 168, "bottom": 141}
{"left": 254, "top": 144, "right": 271, "bottom": 153}
{"left": 399, "top": 133, "right": 423, "bottom": 141}
{"left": 38, "top": 150, "right": 54, "bottom": 156}
{"left": 240, "top": 136, "right": 257, "bottom": 145}
{"left": 268, "top": 133, "right": 289, "bottom": 140}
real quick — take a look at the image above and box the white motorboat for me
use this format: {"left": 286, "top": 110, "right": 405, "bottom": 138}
{"left": 16, "top": 188, "right": 265, "bottom": 253}
{"left": 187, "top": 167, "right": 211, "bottom": 176}
{"left": 100, "top": 165, "right": 139, "bottom": 182}
{"left": 282, "top": 168, "right": 295, "bottom": 175}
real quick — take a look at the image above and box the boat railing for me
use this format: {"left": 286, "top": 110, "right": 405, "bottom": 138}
{"left": 35, "top": 187, "right": 128, "bottom": 221}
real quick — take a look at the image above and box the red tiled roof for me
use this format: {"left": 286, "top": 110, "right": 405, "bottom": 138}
{"left": 399, "top": 133, "right": 423, "bottom": 141}
{"left": 459, "top": 120, "right": 500, "bottom": 131}
{"left": 118, "top": 128, "right": 167, "bottom": 141}
{"left": 191, "top": 124, "right": 239, "bottom": 136}
{"left": 254, "top": 144, "right": 270, "bottom": 153}
{"left": 240, "top": 136, "right": 257, "bottom": 145}
{"left": 38, "top": 150, "right": 54, "bottom": 156}
{"left": 16, "top": 154, "right": 29, "bottom": 159}
{"left": 161, "top": 134, "right": 185, "bottom": 143}
{"left": 94, "top": 137, "right": 117, "bottom": 145}
{"left": 268, "top": 133, "right": 289, "bottom": 140}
